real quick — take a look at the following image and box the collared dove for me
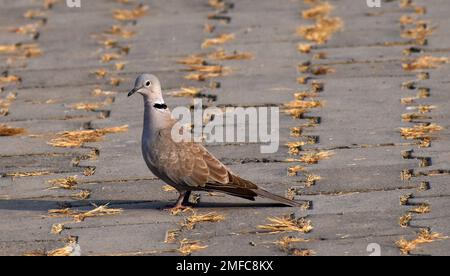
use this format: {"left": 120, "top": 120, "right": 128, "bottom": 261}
{"left": 128, "top": 74, "right": 302, "bottom": 209}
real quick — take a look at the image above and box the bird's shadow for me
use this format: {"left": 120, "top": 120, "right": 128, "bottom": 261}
{"left": 0, "top": 199, "right": 295, "bottom": 212}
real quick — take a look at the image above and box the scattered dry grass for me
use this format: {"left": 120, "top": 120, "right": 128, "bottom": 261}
{"left": 184, "top": 72, "right": 224, "bottom": 81}
{"left": 257, "top": 214, "right": 313, "bottom": 234}
{"left": 286, "top": 151, "right": 333, "bottom": 164}
{"left": 288, "top": 165, "right": 305, "bottom": 176}
{"left": 69, "top": 102, "right": 105, "bottom": 111}
{"left": 71, "top": 190, "right": 91, "bottom": 200}
{"left": 208, "top": 49, "right": 253, "bottom": 60}
{"left": 298, "top": 43, "right": 313, "bottom": 54}
{"left": 403, "top": 56, "right": 448, "bottom": 71}
{"left": 0, "top": 75, "right": 21, "bottom": 85}
{"left": 6, "top": 171, "right": 51, "bottom": 178}
{"left": 399, "top": 213, "right": 412, "bottom": 228}
{"left": 302, "top": 2, "right": 333, "bottom": 20}
{"left": 311, "top": 66, "right": 335, "bottom": 75}
{"left": 101, "top": 53, "right": 122, "bottom": 63}
{"left": 177, "top": 54, "right": 205, "bottom": 65}
{"left": 51, "top": 223, "right": 66, "bottom": 235}
{"left": 165, "top": 229, "right": 180, "bottom": 244}
{"left": 0, "top": 124, "right": 25, "bottom": 136}
{"left": 104, "top": 25, "right": 136, "bottom": 38}
{"left": 25, "top": 237, "right": 80, "bottom": 256}
{"left": 396, "top": 229, "right": 447, "bottom": 255}
{"left": 201, "top": 33, "right": 235, "bottom": 49}
{"left": 23, "top": 10, "right": 45, "bottom": 19}
{"left": 410, "top": 203, "right": 431, "bottom": 214}
{"left": 48, "top": 176, "right": 78, "bottom": 190}
{"left": 162, "top": 185, "right": 176, "bottom": 192}
{"left": 401, "top": 113, "right": 431, "bottom": 122}
{"left": 290, "top": 248, "right": 316, "bottom": 256}
{"left": 48, "top": 125, "right": 128, "bottom": 148}
{"left": 274, "top": 236, "right": 309, "bottom": 250}
{"left": 168, "top": 87, "right": 202, "bottom": 98}
{"left": 178, "top": 239, "right": 208, "bottom": 256}
{"left": 92, "top": 88, "right": 117, "bottom": 97}
{"left": 401, "top": 23, "right": 434, "bottom": 45}
{"left": 10, "top": 23, "right": 40, "bottom": 35}
{"left": 297, "top": 17, "right": 343, "bottom": 44}
{"left": 400, "top": 193, "right": 413, "bottom": 205}
{"left": 284, "top": 100, "right": 322, "bottom": 109}
{"left": 283, "top": 108, "right": 306, "bottom": 119}
{"left": 113, "top": 4, "right": 148, "bottom": 21}
{"left": 400, "top": 124, "right": 442, "bottom": 140}
{"left": 182, "top": 212, "right": 225, "bottom": 230}
{"left": 47, "top": 204, "right": 123, "bottom": 223}
{"left": 287, "top": 141, "right": 305, "bottom": 156}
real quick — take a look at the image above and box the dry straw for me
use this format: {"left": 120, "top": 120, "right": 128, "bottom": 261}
{"left": 48, "top": 125, "right": 128, "bottom": 148}
{"left": 258, "top": 214, "right": 313, "bottom": 234}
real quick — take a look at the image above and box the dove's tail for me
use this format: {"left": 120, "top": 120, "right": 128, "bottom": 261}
{"left": 254, "top": 188, "right": 304, "bottom": 207}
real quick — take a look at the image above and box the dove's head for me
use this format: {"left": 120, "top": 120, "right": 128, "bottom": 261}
{"left": 128, "top": 74, "right": 165, "bottom": 104}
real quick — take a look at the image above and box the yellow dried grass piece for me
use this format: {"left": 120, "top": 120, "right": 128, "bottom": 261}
{"left": 187, "top": 64, "right": 230, "bottom": 74}
{"left": 51, "top": 223, "right": 65, "bottom": 235}
{"left": 201, "top": 33, "right": 235, "bottom": 49}
{"left": 0, "top": 75, "right": 21, "bottom": 85}
{"left": 208, "top": 49, "right": 253, "bottom": 60}
{"left": 185, "top": 72, "right": 223, "bottom": 81}
{"left": 287, "top": 141, "right": 306, "bottom": 156}
{"left": 92, "top": 88, "right": 117, "bottom": 97}
{"left": 177, "top": 54, "right": 205, "bottom": 65}
{"left": 283, "top": 108, "right": 307, "bottom": 119}
{"left": 178, "top": 239, "right": 208, "bottom": 256}
{"left": 168, "top": 87, "right": 202, "bottom": 98}
{"left": 274, "top": 236, "right": 309, "bottom": 249}
{"left": 297, "top": 17, "right": 343, "bottom": 44}
{"left": 25, "top": 237, "right": 80, "bottom": 256}
{"left": 284, "top": 100, "right": 322, "bottom": 109}
{"left": 410, "top": 203, "right": 431, "bottom": 214}
{"left": 400, "top": 124, "right": 442, "bottom": 140}
{"left": 396, "top": 229, "right": 447, "bottom": 255}
{"left": 399, "top": 213, "right": 412, "bottom": 228}
{"left": 291, "top": 248, "right": 316, "bottom": 256}
{"left": 115, "top": 62, "right": 126, "bottom": 71}
{"left": 48, "top": 125, "right": 128, "bottom": 148}
{"left": 48, "top": 176, "right": 78, "bottom": 190}
{"left": 399, "top": 15, "right": 414, "bottom": 26}
{"left": 258, "top": 214, "right": 313, "bottom": 234}
{"left": 104, "top": 25, "right": 136, "bottom": 38}
{"left": 6, "top": 171, "right": 51, "bottom": 178}
{"left": 401, "top": 24, "right": 434, "bottom": 44}
{"left": 101, "top": 53, "right": 122, "bottom": 63}
{"left": 288, "top": 165, "right": 305, "bottom": 177}
{"left": 287, "top": 151, "right": 333, "bottom": 164}
{"left": 10, "top": 23, "right": 40, "bottom": 35}
{"left": 162, "top": 185, "right": 176, "bottom": 192}
{"left": 298, "top": 43, "right": 313, "bottom": 54}
{"left": 0, "top": 125, "right": 25, "bottom": 136}
{"left": 47, "top": 204, "right": 123, "bottom": 223}
{"left": 69, "top": 102, "right": 105, "bottom": 111}
{"left": 403, "top": 56, "right": 448, "bottom": 71}
{"left": 182, "top": 212, "right": 225, "bottom": 230}
{"left": 23, "top": 10, "right": 45, "bottom": 19}
{"left": 302, "top": 2, "right": 333, "bottom": 20}
{"left": 311, "top": 66, "right": 335, "bottom": 75}
{"left": 71, "top": 190, "right": 91, "bottom": 200}
{"left": 165, "top": 229, "right": 180, "bottom": 244}
{"left": 113, "top": 5, "right": 148, "bottom": 21}
{"left": 401, "top": 113, "right": 431, "bottom": 122}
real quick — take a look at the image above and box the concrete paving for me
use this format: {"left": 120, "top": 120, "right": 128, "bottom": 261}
{"left": 1, "top": 0, "right": 450, "bottom": 256}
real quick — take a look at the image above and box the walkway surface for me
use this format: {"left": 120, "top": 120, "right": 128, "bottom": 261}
{"left": 1, "top": 0, "right": 450, "bottom": 256}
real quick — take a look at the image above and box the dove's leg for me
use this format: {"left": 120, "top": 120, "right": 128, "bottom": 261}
{"left": 173, "top": 191, "right": 191, "bottom": 209}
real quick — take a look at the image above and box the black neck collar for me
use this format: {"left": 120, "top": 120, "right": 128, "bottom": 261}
{"left": 153, "top": 103, "right": 168, "bottom": 110}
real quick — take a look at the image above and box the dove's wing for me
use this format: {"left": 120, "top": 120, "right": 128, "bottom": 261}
{"left": 153, "top": 129, "right": 259, "bottom": 200}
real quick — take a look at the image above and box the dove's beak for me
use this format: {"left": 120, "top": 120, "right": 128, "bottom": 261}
{"left": 127, "top": 87, "right": 139, "bottom": 97}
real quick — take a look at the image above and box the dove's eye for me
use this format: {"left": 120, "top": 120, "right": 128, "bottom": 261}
{"left": 145, "top": 81, "right": 151, "bottom": 87}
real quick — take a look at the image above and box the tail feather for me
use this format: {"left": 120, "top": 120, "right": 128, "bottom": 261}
{"left": 254, "top": 189, "right": 303, "bottom": 207}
